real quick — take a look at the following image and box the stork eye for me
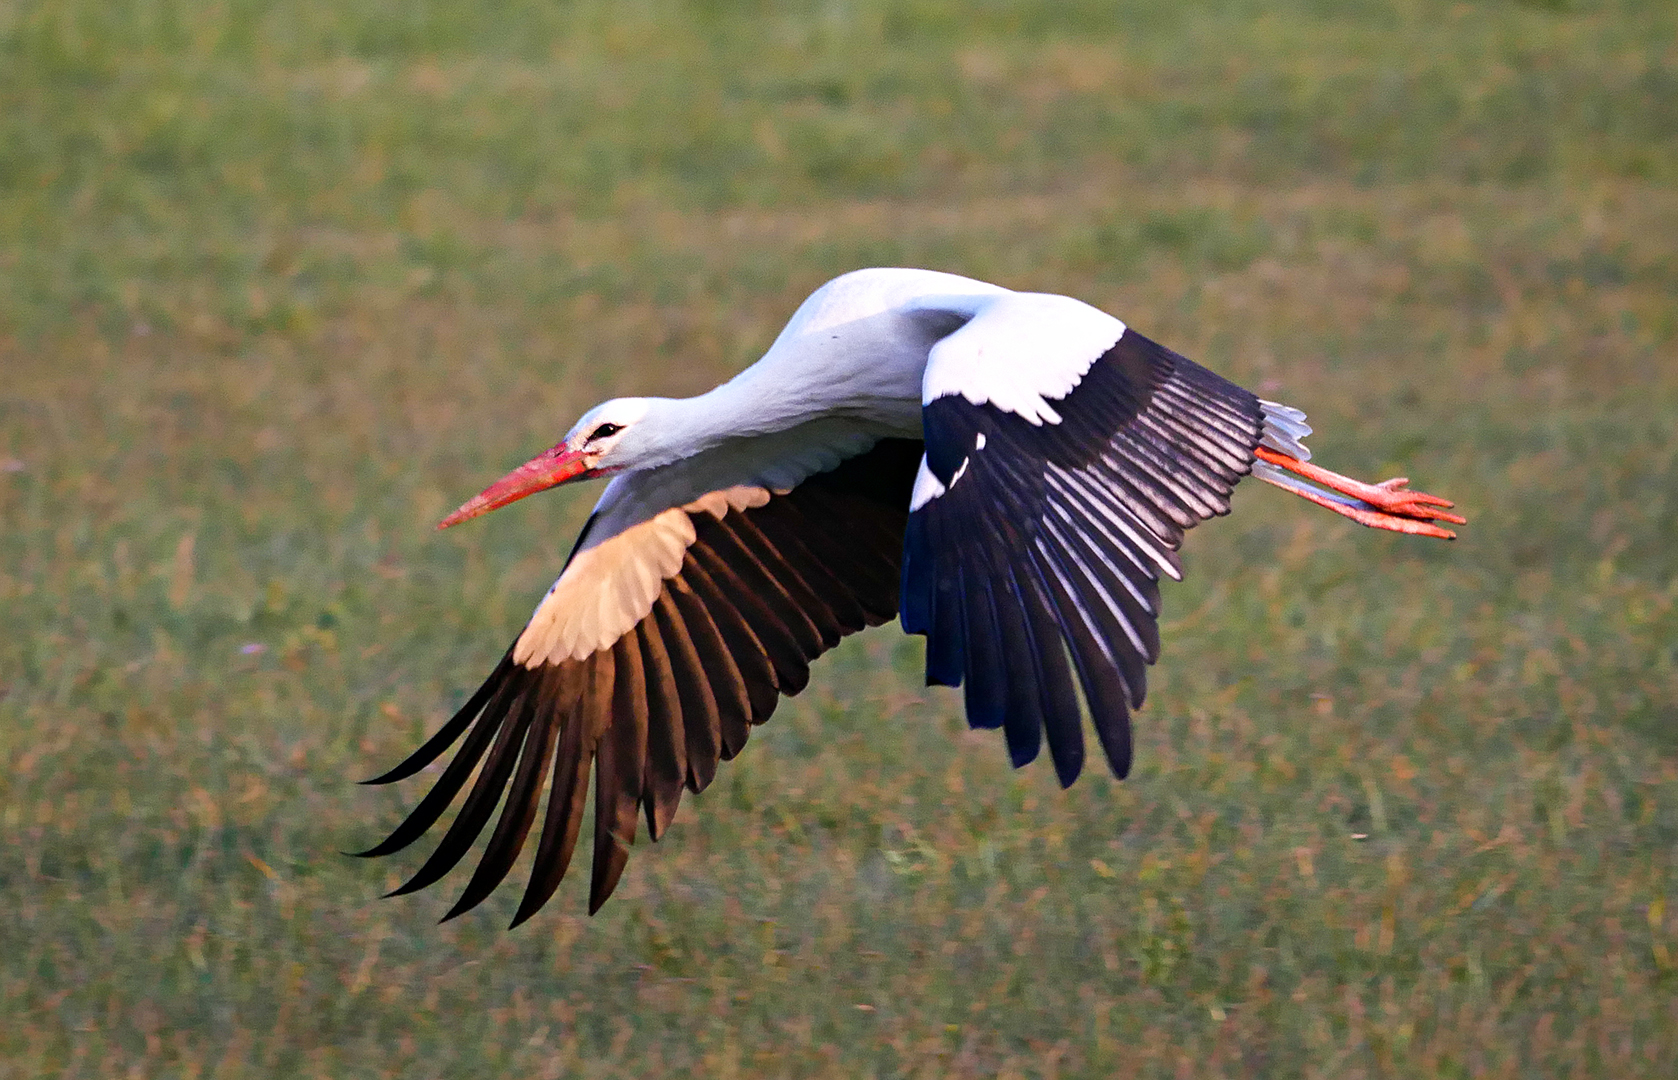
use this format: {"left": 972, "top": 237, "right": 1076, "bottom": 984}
{"left": 588, "top": 422, "right": 623, "bottom": 442}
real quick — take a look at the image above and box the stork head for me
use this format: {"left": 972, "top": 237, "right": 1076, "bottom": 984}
{"left": 437, "top": 397, "right": 655, "bottom": 529}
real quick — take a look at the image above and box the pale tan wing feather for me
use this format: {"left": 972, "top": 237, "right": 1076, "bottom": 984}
{"left": 512, "top": 486, "right": 773, "bottom": 666}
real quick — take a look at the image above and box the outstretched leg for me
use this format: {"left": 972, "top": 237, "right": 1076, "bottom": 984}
{"left": 1252, "top": 446, "right": 1466, "bottom": 540}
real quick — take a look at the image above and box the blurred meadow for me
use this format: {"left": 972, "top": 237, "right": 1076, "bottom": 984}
{"left": 4, "top": 0, "right": 1678, "bottom": 1075}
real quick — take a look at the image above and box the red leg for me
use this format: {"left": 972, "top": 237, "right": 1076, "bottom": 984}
{"left": 1254, "top": 446, "right": 1466, "bottom": 540}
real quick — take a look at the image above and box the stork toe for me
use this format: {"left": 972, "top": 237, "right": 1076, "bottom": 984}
{"left": 1361, "top": 478, "right": 1467, "bottom": 525}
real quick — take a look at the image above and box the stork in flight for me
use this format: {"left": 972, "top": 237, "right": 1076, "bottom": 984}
{"left": 358, "top": 268, "right": 1463, "bottom": 924}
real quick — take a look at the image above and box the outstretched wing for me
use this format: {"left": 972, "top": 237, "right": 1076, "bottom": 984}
{"left": 902, "top": 295, "right": 1265, "bottom": 787}
{"left": 359, "top": 438, "right": 922, "bottom": 922}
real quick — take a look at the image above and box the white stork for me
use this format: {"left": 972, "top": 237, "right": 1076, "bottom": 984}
{"left": 358, "top": 267, "right": 1463, "bottom": 923}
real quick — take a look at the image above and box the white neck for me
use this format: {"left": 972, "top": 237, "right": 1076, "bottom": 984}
{"left": 612, "top": 268, "right": 1016, "bottom": 470}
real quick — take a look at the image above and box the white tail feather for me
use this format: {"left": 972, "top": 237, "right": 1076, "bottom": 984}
{"left": 1258, "top": 399, "right": 1312, "bottom": 462}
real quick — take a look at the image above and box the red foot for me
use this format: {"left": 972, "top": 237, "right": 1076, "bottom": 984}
{"left": 1255, "top": 447, "right": 1466, "bottom": 540}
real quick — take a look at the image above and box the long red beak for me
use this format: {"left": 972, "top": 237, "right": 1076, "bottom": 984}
{"left": 437, "top": 445, "right": 592, "bottom": 530}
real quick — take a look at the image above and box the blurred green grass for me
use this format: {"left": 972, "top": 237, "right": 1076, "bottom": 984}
{"left": 3, "top": 0, "right": 1677, "bottom": 1075}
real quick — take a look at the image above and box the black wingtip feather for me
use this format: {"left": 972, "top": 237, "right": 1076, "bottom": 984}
{"left": 997, "top": 568, "right": 1045, "bottom": 769}
{"left": 920, "top": 507, "right": 967, "bottom": 688}
{"left": 509, "top": 687, "right": 593, "bottom": 926}
{"left": 960, "top": 574, "right": 1008, "bottom": 730}
{"left": 369, "top": 438, "right": 920, "bottom": 917}
{"left": 440, "top": 669, "right": 570, "bottom": 923}
{"left": 899, "top": 515, "right": 935, "bottom": 637}
{"left": 384, "top": 689, "right": 539, "bottom": 900}
{"left": 352, "top": 673, "right": 531, "bottom": 860}
{"left": 1029, "top": 535, "right": 1133, "bottom": 782}
{"left": 359, "top": 652, "right": 515, "bottom": 785}
{"left": 910, "top": 326, "right": 1266, "bottom": 788}
{"left": 588, "top": 841, "right": 630, "bottom": 916}
{"left": 1016, "top": 562, "right": 1084, "bottom": 788}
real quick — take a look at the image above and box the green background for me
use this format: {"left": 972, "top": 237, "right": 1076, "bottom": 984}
{"left": 3, "top": 0, "right": 1676, "bottom": 1075}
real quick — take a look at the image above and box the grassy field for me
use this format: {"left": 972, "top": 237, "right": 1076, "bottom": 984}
{"left": 4, "top": 0, "right": 1678, "bottom": 1075}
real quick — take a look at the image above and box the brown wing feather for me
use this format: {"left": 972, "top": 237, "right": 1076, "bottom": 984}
{"left": 636, "top": 614, "right": 687, "bottom": 841}
{"left": 666, "top": 577, "right": 753, "bottom": 759}
{"left": 508, "top": 664, "right": 592, "bottom": 926}
{"left": 653, "top": 591, "right": 723, "bottom": 794}
{"left": 688, "top": 543, "right": 814, "bottom": 695}
{"left": 442, "top": 686, "right": 561, "bottom": 920}
{"left": 362, "top": 438, "right": 921, "bottom": 923}
{"left": 589, "top": 636, "right": 646, "bottom": 913}
{"left": 680, "top": 558, "right": 783, "bottom": 723}
{"left": 699, "top": 517, "right": 832, "bottom": 658}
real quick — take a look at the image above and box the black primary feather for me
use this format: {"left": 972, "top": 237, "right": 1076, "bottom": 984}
{"left": 902, "top": 329, "right": 1262, "bottom": 781}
